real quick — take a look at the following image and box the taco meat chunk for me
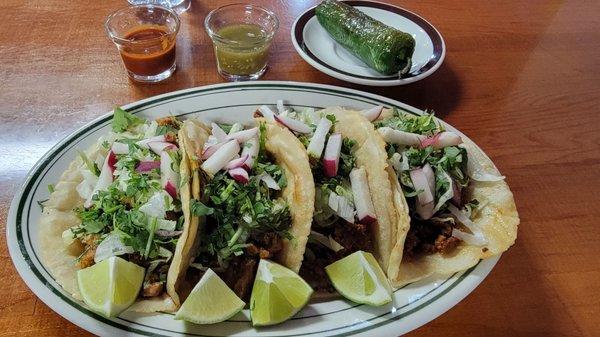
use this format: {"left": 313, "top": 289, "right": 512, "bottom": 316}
{"left": 403, "top": 219, "right": 461, "bottom": 261}
{"left": 301, "top": 220, "right": 374, "bottom": 293}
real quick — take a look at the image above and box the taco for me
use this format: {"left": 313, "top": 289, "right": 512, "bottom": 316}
{"left": 176, "top": 118, "right": 315, "bottom": 301}
{"left": 373, "top": 107, "right": 519, "bottom": 288}
{"left": 254, "top": 104, "right": 405, "bottom": 294}
{"left": 39, "top": 108, "right": 197, "bottom": 312}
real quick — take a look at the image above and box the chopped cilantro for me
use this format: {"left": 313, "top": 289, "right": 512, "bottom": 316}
{"left": 78, "top": 151, "right": 100, "bottom": 176}
{"left": 112, "top": 107, "right": 144, "bottom": 133}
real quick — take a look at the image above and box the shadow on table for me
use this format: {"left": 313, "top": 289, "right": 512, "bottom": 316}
{"left": 368, "top": 63, "right": 461, "bottom": 119}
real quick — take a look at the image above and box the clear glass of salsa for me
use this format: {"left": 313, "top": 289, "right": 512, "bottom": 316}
{"left": 205, "top": 4, "right": 279, "bottom": 81}
{"left": 105, "top": 5, "right": 180, "bottom": 83}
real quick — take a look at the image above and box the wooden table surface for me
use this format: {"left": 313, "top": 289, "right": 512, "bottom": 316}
{"left": 1, "top": 0, "right": 599, "bottom": 336}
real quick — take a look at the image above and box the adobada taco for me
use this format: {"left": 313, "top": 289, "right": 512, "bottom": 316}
{"left": 373, "top": 107, "right": 519, "bottom": 288}
{"left": 39, "top": 108, "right": 196, "bottom": 312}
{"left": 177, "top": 118, "right": 314, "bottom": 301}
{"left": 254, "top": 104, "right": 405, "bottom": 293}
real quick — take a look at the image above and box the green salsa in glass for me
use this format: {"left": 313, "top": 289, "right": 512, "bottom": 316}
{"left": 213, "top": 24, "right": 272, "bottom": 76}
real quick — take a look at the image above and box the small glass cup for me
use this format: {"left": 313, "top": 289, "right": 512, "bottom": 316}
{"left": 105, "top": 5, "right": 180, "bottom": 83}
{"left": 205, "top": 4, "right": 279, "bottom": 81}
{"left": 127, "top": 0, "right": 191, "bottom": 14}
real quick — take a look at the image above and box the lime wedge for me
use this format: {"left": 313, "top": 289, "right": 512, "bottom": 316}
{"left": 175, "top": 269, "right": 245, "bottom": 324}
{"left": 77, "top": 256, "right": 145, "bottom": 317}
{"left": 325, "top": 251, "right": 392, "bottom": 306}
{"left": 250, "top": 259, "right": 313, "bottom": 326}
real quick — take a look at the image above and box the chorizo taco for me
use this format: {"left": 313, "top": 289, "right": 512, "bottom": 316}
{"left": 39, "top": 108, "right": 197, "bottom": 313}
{"left": 373, "top": 107, "right": 519, "bottom": 288}
{"left": 254, "top": 104, "right": 405, "bottom": 294}
{"left": 176, "top": 117, "right": 314, "bottom": 301}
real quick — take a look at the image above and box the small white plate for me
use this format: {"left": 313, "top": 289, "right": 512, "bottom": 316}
{"left": 7, "top": 82, "right": 497, "bottom": 336}
{"left": 292, "top": 1, "right": 446, "bottom": 86}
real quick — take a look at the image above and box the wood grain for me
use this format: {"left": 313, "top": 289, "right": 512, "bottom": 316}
{"left": 1, "top": 0, "right": 599, "bottom": 336}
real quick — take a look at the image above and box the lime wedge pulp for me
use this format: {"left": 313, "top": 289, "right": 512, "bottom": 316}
{"left": 77, "top": 256, "right": 145, "bottom": 317}
{"left": 175, "top": 268, "right": 245, "bottom": 324}
{"left": 250, "top": 259, "right": 313, "bottom": 326}
{"left": 325, "top": 250, "right": 392, "bottom": 306}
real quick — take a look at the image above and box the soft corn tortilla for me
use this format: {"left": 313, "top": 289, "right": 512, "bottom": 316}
{"left": 180, "top": 119, "right": 315, "bottom": 275}
{"left": 377, "top": 108, "right": 519, "bottom": 288}
{"left": 318, "top": 107, "right": 408, "bottom": 281}
{"left": 39, "top": 132, "right": 194, "bottom": 312}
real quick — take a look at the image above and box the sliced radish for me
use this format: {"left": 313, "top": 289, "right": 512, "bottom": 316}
{"left": 378, "top": 127, "right": 426, "bottom": 147}
{"left": 258, "top": 172, "right": 280, "bottom": 190}
{"left": 410, "top": 167, "right": 435, "bottom": 220}
{"left": 111, "top": 142, "right": 129, "bottom": 155}
{"left": 306, "top": 118, "right": 332, "bottom": 158}
{"left": 420, "top": 131, "right": 462, "bottom": 149}
{"left": 148, "top": 141, "right": 177, "bottom": 155}
{"left": 85, "top": 151, "right": 115, "bottom": 207}
{"left": 241, "top": 136, "right": 259, "bottom": 170}
{"left": 201, "top": 141, "right": 225, "bottom": 160}
{"left": 422, "top": 164, "right": 435, "bottom": 196}
{"left": 255, "top": 105, "right": 276, "bottom": 121}
{"left": 225, "top": 154, "right": 249, "bottom": 170}
{"left": 350, "top": 167, "right": 377, "bottom": 225}
{"left": 227, "top": 127, "right": 258, "bottom": 143}
{"left": 106, "top": 151, "right": 117, "bottom": 173}
{"left": 137, "top": 135, "right": 167, "bottom": 148}
{"left": 361, "top": 105, "right": 383, "bottom": 121}
{"left": 211, "top": 123, "right": 228, "bottom": 142}
{"left": 160, "top": 150, "right": 180, "bottom": 199}
{"left": 164, "top": 181, "right": 178, "bottom": 199}
{"left": 135, "top": 160, "right": 160, "bottom": 173}
{"left": 228, "top": 123, "right": 243, "bottom": 134}
{"left": 228, "top": 167, "right": 249, "bottom": 184}
{"left": 201, "top": 140, "right": 240, "bottom": 176}
{"left": 323, "top": 133, "right": 342, "bottom": 177}
{"left": 274, "top": 114, "right": 312, "bottom": 134}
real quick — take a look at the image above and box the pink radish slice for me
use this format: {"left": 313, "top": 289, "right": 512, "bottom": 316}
{"left": 420, "top": 131, "right": 462, "bottom": 149}
{"left": 106, "top": 151, "right": 117, "bottom": 173}
{"left": 201, "top": 141, "right": 225, "bottom": 160}
{"left": 422, "top": 164, "right": 435, "bottom": 196}
{"left": 228, "top": 167, "right": 249, "bottom": 184}
{"left": 201, "top": 140, "right": 240, "bottom": 176}
{"left": 211, "top": 123, "right": 228, "bottom": 142}
{"left": 361, "top": 106, "right": 383, "bottom": 121}
{"left": 85, "top": 151, "right": 115, "bottom": 207}
{"left": 307, "top": 118, "right": 332, "bottom": 158}
{"left": 111, "top": 142, "right": 129, "bottom": 155}
{"left": 227, "top": 127, "right": 258, "bottom": 143}
{"left": 258, "top": 172, "right": 280, "bottom": 190}
{"left": 225, "top": 154, "right": 249, "bottom": 170}
{"left": 148, "top": 141, "right": 177, "bottom": 155}
{"left": 164, "top": 180, "right": 178, "bottom": 199}
{"left": 160, "top": 151, "right": 180, "bottom": 199}
{"left": 378, "top": 127, "right": 426, "bottom": 147}
{"left": 410, "top": 167, "right": 435, "bottom": 220}
{"left": 135, "top": 160, "right": 161, "bottom": 173}
{"left": 350, "top": 167, "right": 377, "bottom": 225}
{"left": 255, "top": 105, "right": 276, "bottom": 121}
{"left": 323, "top": 133, "right": 342, "bottom": 177}
{"left": 240, "top": 136, "right": 259, "bottom": 170}
{"left": 274, "top": 115, "right": 312, "bottom": 134}
{"left": 137, "top": 135, "right": 167, "bottom": 148}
